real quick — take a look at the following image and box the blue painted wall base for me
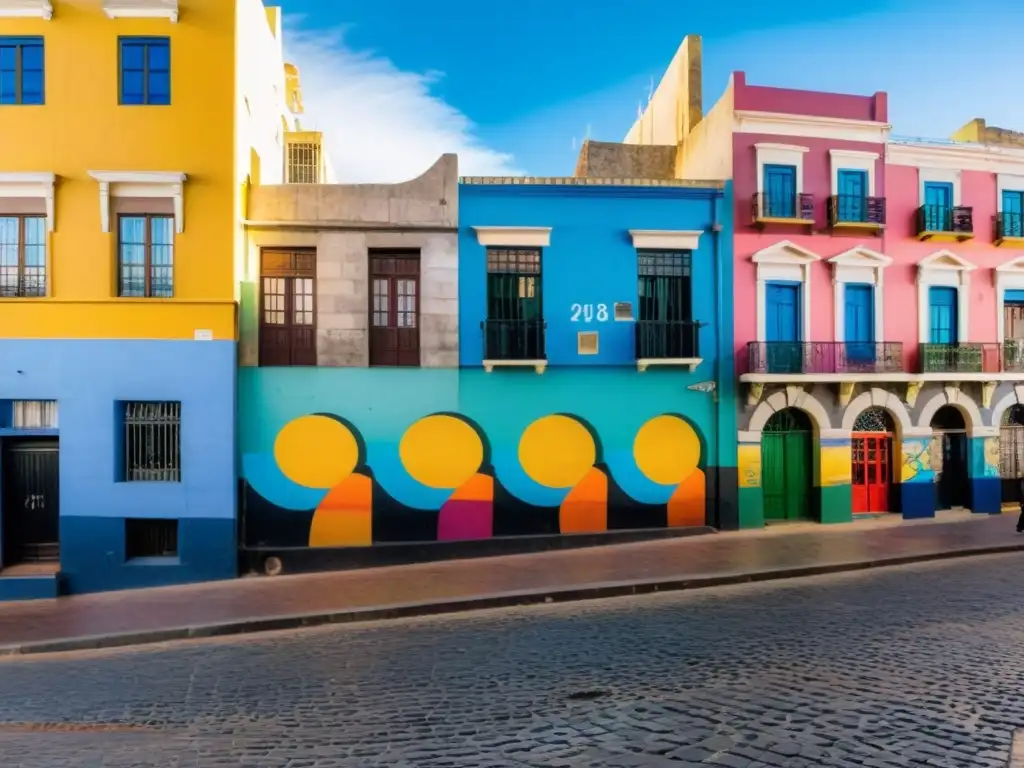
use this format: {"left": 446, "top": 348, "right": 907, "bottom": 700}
{"left": 969, "top": 478, "right": 1001, "bottom": 514}
{"left": 0, "top": 573, "right": 61, "bottom": 600}
{"left": 901, "top": 482, "right": 936, "bottom": 519}
{"left": 60, "top": 516, "right": 236, "bottom": 594}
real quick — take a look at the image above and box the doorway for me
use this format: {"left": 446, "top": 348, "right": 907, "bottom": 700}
{"left": 762, "top": 408, "right": 812, "bottom": 521}
{"left": 931, "top": 406, "right": 968, "bottom": 510}
{"left": 1, "top": 439, "right": 59, "bottom": 565}
{"left": 851, "top": 407, "right": 894, "bottom": 514}
{"left": 1000, "top": 405, "right": 1024, "bottom": 504}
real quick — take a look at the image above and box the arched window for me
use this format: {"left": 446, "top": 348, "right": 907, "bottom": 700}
{"left": 853, "top": 407, "right": 894, "bottom": 434}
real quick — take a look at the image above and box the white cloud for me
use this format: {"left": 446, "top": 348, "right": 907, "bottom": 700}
{"left": 283, "top": 21, "right": 521, "bottom": 183}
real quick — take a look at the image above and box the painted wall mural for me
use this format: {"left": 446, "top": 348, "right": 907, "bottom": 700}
{"left": 241, "top": 369, "right": 718, "bottom": 549}
{"left": 901, "top": 438, "right": 935, "bottom": 483}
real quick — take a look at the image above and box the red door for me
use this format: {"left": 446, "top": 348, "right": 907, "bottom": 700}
{"left": 852, "top": 434, "right": 890, "bottom": 513}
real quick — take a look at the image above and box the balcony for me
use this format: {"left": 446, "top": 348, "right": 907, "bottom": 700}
{"left": 1004, "top": 341, "right": 1024, "bottom": 373}
{"left": 752, "top": 193, "right": 814, "bottom": 228}
{"left": 748, "top": 342, "right": 904, "bottom": 375}
{"left": 916, "top": 205, "right": 974, "bottom": 242}
{"left": 918, "top": 343, "right": 1001, "bottom": 374}
{"left": 635, "top": 320, "right": 704, "bottom": 372}
{"left": 996, "top": 212, "right": 1024, "bottom": 248}
{"left": 827, "top": 195, "right": 886, "bottom": 232}
{"left": 482, "top": 318, "right": 546, "bottom": 373}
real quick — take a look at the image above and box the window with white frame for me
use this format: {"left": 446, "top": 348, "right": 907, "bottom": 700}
{"left": 996, "top": 256, "right": 1024, "bottom": 344}
{"left": 828, "top": 246, "right": 890, "bottom": 345}
{"left": 751, "top": 240, "right": 820, "bottom": 342}
{"left": 916, "top": 250, "right": 974, "bottom": 345}
{"left": 754, "top": 143, "right": 809, "bottom": 218}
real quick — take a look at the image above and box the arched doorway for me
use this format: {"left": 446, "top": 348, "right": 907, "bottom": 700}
{"left": 762, "top": 408, "right": 812, "bottom": 521}
{"left": 851, "top": 407, "right": 895, "bottom": 514}
{"left": 931, "top": 405, "right": 968, "bottom": 509}
{"left": 1000, "top": 405, "right": 1024, "bottom": 504}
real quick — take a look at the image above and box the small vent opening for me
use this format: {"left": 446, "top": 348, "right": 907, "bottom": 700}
{"left": 125, "top": 518, "right": 179, "bottom": 560}
{"left": 578, "top": 331, "right": 599, "bottom": 355}
{"left": 613, "top": 302, "right": 633, "bottom": 321}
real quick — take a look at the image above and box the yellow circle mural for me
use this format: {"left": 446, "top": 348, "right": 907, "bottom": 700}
{"left": 519, "top": 415, "right": 596, "bottom": 489}
{"left": 633, "top": 415, "right": 700, "bottom": 485}
{"left": 400, "top": 414, "right": 483, "bottom": 489}
{"left": 274, "top": 415, "right": 359, "bottom": 489}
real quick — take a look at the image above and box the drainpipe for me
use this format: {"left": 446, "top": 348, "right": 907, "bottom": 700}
{"left": 711, "top": 190, "right": 725, "bottom": 529}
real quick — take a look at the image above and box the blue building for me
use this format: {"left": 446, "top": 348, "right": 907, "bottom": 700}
{"left": 0, "top": 340, "right": 236, "bottom": 599}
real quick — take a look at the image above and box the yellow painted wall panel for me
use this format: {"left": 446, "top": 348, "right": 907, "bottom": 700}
{"left": 0, "top": 300, "right": 236, "bottom": 339}
{"left": 738, "top": 444, "right": 761, "bottom": 488}
{"left": 820, "top": 445, "right": 852, "bottom": 487}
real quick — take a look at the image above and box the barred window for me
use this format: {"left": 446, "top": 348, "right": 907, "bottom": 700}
{"left": 125, "top": 518, "right": 178, "bottom": 559}
{"left": 286, "top": 141, "right": 321, "bottom": 184}
{"left": 123, "top": 401, "right": 181, "bottom": 482}
{"left": 0, "top": 215, "right": 46, "bottom": 297}
{"left": 118, "top": 215, "right": 174, "bottom": 298}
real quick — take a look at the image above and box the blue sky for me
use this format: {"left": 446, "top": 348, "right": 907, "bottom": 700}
{"left": 279, "top": 0, "right": 1024, "bottom": 182}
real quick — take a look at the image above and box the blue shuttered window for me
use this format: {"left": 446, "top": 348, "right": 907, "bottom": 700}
{"left": 1003, "top": 190, "right": 1024, "bottom": 238}
{"left": 929, "top": 286, "right": 958, "bottom": 344}
{"left": 0, "top": 37, "right": 44, "bottom": 105}
{"left": 119, "top": 37, "right": 170, "bottom": 105}
{"left": 837, "top": 169, "right": 867, "bottom": 222}
{"left": 763, "top": 165, "right": 797, "bottom": 218}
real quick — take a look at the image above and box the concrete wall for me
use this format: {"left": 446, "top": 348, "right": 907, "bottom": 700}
{"left": 625, "top": 35, "right": 702, "bottom": 147}
{"left": 574, "top": 141, "right": 676, "bottom": 180}
{"left": 676, "top": 77, "right": 734, "bottom": 181}
{"left": 0, "top": 339, "right": 237, "bottom": 594}
{"left": 241, "top": 154, "right": 459, "bottom": 367}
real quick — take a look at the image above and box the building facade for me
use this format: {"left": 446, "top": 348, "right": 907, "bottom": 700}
{"left": 0, "top": 0, "right": 305, "bottom": 598}
{"left": 237, "top": 164, "right": 737, "bottom": 575}
{"left": 626, "top": 34, "right": 1024, "bottom": 528}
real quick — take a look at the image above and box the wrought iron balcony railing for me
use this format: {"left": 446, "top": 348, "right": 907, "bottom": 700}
{"left": 747, "top": 341, "right": 904, "bottom": 375}
{"left": 918, "top": 343, "right": 1001, "bottom": 373}
{"left": 635, "top": 320, "right": 703, "bottom": 360}
{"left": 482, "top": 318, "right": 546, "bottom": 361}
{"left": 916, "top": 205, "right": 974, "bottom": 240}
{"left": 827, "top": 195, "right": 886, "bottom": 228}
{"left": 998, "top": 212, "right": 1024, "bottom": 242}
{"left": 751, "top": 192, "right": 814, "bottom": 223}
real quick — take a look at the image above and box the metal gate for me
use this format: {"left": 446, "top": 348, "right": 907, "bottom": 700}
{"left": 2, "top": 439, "right": 59, "bottom": 564}
{"left": 762, "top": 408, "right": 812, "bottom": 521}
{"left": 1000, "top": 405, "right": 1024, "bottom": 503}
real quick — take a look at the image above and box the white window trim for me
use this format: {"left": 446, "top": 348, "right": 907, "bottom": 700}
{"left": 916, "top": 250, "right": 975, "bottom": 344}
{"left": 829, "top": 149, "right": 879, "bottom": 197}
{"left": 919, "top": 168, "right": 962, "bottom": 206}
{"left": 472, "top": 226, "right": 551, "bottom": 248}
{"left": 102, "top": 0, "right": 178, "bottom": 22}
{"left": 751, "top": 240, "right": 821, "bottom": 342}
{"left": 628, "top": 230, "right": 702, "bottom": 250}
{"left": 87, "top": 171, "right": 186, "bottom": 234}
{"left": 996, "top": 256, "right": 1024, "bottom": 342}
{"left": 0, "top": 172, "right": 56, "bottom": 231}
{"left": 0, "top": 1, "right": 52, "bottom": 18}
{"left": 754, "top": 143, "right": 809, "bottom": 217}
{"left": 828, "top": 246, "right": 891, "bottom": 343}
{"left": 996, "top": 174, "right": 1024, "bottom": 213}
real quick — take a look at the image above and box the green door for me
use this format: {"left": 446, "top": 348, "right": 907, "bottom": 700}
{"left": 761, "top": 408, "right": 812, "bottom": 521}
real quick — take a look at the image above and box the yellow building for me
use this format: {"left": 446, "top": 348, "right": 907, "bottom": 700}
{"left": 0, "top": 0, "right": 325, "bottom": 598}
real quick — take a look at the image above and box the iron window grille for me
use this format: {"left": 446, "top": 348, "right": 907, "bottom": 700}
{"left": 118, "top": 214, "right": 174, "bottom": 297}
{"left": 123, "top": 401, "right": 181, "bottom": 482}
{"left": 286, "top": 141, "right": 321, "bottom": 184}
{"left": 125, "top": 518, "right": 179, "bottom": 559}
{"left": 0, "top": 215, "right": 45, "bottom": 297}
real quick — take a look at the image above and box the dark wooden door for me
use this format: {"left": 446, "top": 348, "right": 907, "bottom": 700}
{"left": 369, "top": 251, "right": 420, "bottom": 367}
{"left": 259, "top": 249, "right": 316, "bottom": 366}
{"left": 936, "top": 431, "right": 968, "bottom": 509}
{"left": 2, "top": 439, "right": 59, "bottom": 564}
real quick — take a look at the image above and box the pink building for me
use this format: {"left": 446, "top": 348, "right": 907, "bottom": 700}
{"left": 625, "top": 35, "right": 1024, "bottom": 530}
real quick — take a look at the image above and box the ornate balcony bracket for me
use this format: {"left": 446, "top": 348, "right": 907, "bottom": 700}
{"left": 905, "top": 381, "right": 923, "bottom": 407}
{"left": 746, "top": 382, "right": 765, "bottom": 407}
{"left": 637, "top": 357, "right": 702, "bottom": 373}
{"left": 982, "top": 381, "right": 998, "bottom": 409}
{"left": 835, "top": 381, "right": 856, "bottom": 407}
{"left": 482, "top": 359, "right": 546, "bottom": 374}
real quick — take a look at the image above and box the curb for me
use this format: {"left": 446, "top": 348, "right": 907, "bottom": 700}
{"left": 3, "top": 542, "right": 1023, "bottom": 657}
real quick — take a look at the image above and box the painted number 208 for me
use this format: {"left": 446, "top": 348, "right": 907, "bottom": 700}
{"left": 570, "top": 303, "right": 609, "bottom": 322}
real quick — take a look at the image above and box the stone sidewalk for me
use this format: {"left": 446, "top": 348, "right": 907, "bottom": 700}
{"left": 0, "top": 512, "right": 1020, "bottom": 656}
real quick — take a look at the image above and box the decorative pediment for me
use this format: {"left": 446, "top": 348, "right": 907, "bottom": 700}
{"left": 0, "top": 0, "right": 52, "bottom": 18}
{"left": 917, "top": 250, "right": 976, "bottom": 274}
{"left": 750, "top": 239, "right": 820, "bottom": 265}
{"left": 996, "top": 255, "right": 1024, "bottom": 274}
{"left": 828, "top": 246, "right": 891, "bottom": 268}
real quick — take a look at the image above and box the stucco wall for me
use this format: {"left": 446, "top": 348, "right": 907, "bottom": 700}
{"left": 574, "top": 141, "right": 676, "bottom": 180}
{"left": 676, "top": 78, "right": 734, "bottom": 181}
{"left": 241, "top": 154, "right": 459, "bottom": 367}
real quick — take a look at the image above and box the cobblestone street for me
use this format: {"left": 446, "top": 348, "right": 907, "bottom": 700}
{"left": 1, "top": 553, "right": 1024, "bottom": 767}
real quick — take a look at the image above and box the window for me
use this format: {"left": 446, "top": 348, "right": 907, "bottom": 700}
{"left": 922, "top": 181, "right": 954, "bottom": 231}
{"left": 119, "top": 37, "right": 169, "bottom": 105}
{"left": 929, "top": 286, "right": 958, "bottom": 344}
{"left": 369, "top": 250, "right": 420, "bottom": 367}
{"left": 286, "top": 140, "right": 321, "bottom": 184}
{"left": 118, "top": 215, "right": 174, "bottom": 297}
{"left": 484, "top": 247, "right": 544, "bottom": 360}
{"left": 125, "top": 518, "right": 178, "bottom": 559}
{"left": 836, "top": 169, "right": 868, "bottom": 222}
{"left": 1003, "top": 190, "right": 1024, "bottom": 238}
{"left": 636, "top": 250, "right": 694, "bottom": 358}
{"left": 259, "top": 249, "right": 316, "bottom": 366}
{"left": 0, "top": 37, "right": 44, "bottom": 105}
{"left": 0, "top": 215, "right": 45, "bottom": 296}
{"left": 13, "top": 400, "right": 57, "bottom": 428}
{"left": 763, "top": 164, "right": 797, "bottom": 218}
{"left": 122, "top": 401, "right": 181, "bottom": 482}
